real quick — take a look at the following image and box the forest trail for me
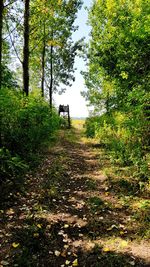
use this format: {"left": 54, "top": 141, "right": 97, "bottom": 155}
{"left": 0, "top": 121, "right": 150, "bottom": 267}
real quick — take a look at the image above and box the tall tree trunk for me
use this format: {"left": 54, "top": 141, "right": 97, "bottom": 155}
{"left": 0, "top": 0, "right": 4, "bottom": 147}
{"left": 49, "top": 44, "right": 53, "bottom": 109}
{"left": 0, "top": 0, "right": 4, "bottom": 90}
{"left": 23, "top": 0, "right": 30, "bottom": 96}
{"left": 41, "top": 22, "right": 46, "bottom": 97}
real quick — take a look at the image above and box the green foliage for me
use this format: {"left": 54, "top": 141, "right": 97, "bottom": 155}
{"left": 88, "top": 196, "right": 105, "bottom": 212}
{"left": 29, "top": 0, "right": 83, "bottom": 96}
{"left": 0, "top": 88, "right": 61, "bottom": 178}
{"left": 83, "top": 0, "right": 150, "bottom": 185}
{"left": 85, "top": 116, "right": 100, "bottom": 138}
{"left": 59, "top": 116, "right": 70, "bottom": 129}
{"left": 1, "top": 65, "right": 17, "bottom": 88}
{"left": 132, "top": 199, "right": 150, "bottom": 238}
{"left": 85, "top": 111, "right": 150, "bottom": 182}
{"left": 0, "top": 147, "right": 28, "bottom": 182}
{"left": 85, "top": 114, "right": 114, "bottom": 138}
{"left": 86, "top": 179, "right": 97, "bottom": 190}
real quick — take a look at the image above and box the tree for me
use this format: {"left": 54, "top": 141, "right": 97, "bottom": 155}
{"left": 1, "top": 0, "right": 83, "bottom": 102}
{"left": 23, "top": 0, "right": 30, "bottom": 96}
{"left": 84, "top": 0, "right": 150, "bottom": 110}
{"left": 83, "top": 0, "right": 150, "bottom": 169}
{"left": 0, "top": 0, "right": 4, "bottom": 89}
{"left": 29, "top": 0, "right": 83, "bottom": 106}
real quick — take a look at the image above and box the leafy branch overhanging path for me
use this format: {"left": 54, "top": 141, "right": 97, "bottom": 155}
{"left": 0, "top": 123, "right": 150, "bottom": 267}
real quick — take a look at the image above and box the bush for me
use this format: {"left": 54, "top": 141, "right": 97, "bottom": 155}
{"left": 1, "top": 88, "right": 60, "bottom": 158}
{"left": 0, "top": 88, "right": 61, "bottom": 179}
{"left": 0, "top": 147, "right": 28, "bottom": 182}
{"left": 85, "top": 110, "right": 149, "bottom": 181}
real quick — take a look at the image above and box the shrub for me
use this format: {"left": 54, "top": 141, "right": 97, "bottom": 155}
{"left": 85, "top": 115, "right": 105, "bottom": 138}
{"left": 0, "top": 147, "right": 28, "bottom": 182}
{"left": 85, "top": 110, "right": 149, "bottom": 181}
{"left": 1, "top": 88, "right": 60, "bottom": 160}
{"left": 0, "top": 88, "right": 61, "bottom": 179}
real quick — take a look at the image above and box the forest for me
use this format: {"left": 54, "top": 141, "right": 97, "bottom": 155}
{"left": 0, "top": 0, "right": 150, "bottom": 266}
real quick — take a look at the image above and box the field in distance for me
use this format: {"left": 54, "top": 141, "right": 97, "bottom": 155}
{"left": 71, "top": 118, "right": 86, "bottom": 129}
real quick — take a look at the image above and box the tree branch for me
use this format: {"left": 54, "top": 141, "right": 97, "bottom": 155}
{"left": 3, "top": 16, "right": 23, "bottom": 40}
{"left": 4, "top": 0, "right": 19, "bottom": 8}
{"left": 5, "top": 18, "right": 22, "bottom": 64}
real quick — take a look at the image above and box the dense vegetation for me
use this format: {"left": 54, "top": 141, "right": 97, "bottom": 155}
{"left": 83, "top": 0, "right": 150, "bottom": 185}
{"left": 0, "top": 0, "right": 82, "bottom": 182}
{"left": 0, "top": 1, "right": 150, "bottom": 266}
{"left": 0, "top": 88, "right": 61, "bottom": 180}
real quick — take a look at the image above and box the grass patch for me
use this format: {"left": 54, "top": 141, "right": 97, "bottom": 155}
{"left": 86, "top": 179, "right": 97, "bottom": 190}
{"left": 87, "top": 196, "right": 106, "bottom": 213}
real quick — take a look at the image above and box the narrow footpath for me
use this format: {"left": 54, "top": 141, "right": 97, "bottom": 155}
{"left": 0, "top": 123, "right": 150, "bottom": 267}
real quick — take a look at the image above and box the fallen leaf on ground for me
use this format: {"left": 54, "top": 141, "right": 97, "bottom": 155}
{"left": 64, "top": 245, "right": 69, "bottom": 249}
{"left": 120, "top": 231, "right": 124, "bottom": 235}
{"left": 120, "top": 240, "right": 128, "bottom": 248}
{"left": 64, "top": 224, "right": 69, "bottom": 228}
{"left": 72, "top": 259, "right": 78, "bottom": 266}
{"left": 55, "top": 250, "right": 61, "bottom": 256}
{"left": 129, "top": 261, "right": 135, "bottom": 266}
{"left": 12, "top": 242, "right": 20, "bottom": 248}
{"left": 1, "top": 260, "right": 9, "bottom": 266}
{"left": 103, "top": 247, "right": 110, "bottom": 252}
{"left": 37, "top": 224, "right": 42, "bottom": 229}
{"left": 61, "top": 251, "right": 67, "bottom": 257}
{"left": 6, "top": 209, "right": 14, "bottom": 215}
{"left": 33, "top": 233, "right": 39, "bottom": 238}
{"left": 107, "top": 224, "right": 118, "bottom": 231}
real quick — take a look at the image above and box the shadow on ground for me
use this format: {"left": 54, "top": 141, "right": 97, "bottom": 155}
{"left": 0, "top": 127, "right": 150, "bottom": 266}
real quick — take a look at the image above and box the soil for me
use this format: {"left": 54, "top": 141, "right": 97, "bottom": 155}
{"left": 0, "top": 126, "right": 150, "bottom": 267}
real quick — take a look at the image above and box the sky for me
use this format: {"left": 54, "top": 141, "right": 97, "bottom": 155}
{"left": 54, "top": 0, "right": 92, "bottom": 118}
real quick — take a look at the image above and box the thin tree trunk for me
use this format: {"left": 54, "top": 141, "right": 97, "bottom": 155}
{"left": 0, "top": 0, "right": 4, "bottom": 90}
{"left": 49, "top": 44, "right": 53, "bottom": 109}
{"left": 23, "top": 0, "right": 30, "bottom": 96}
{"left": 106, "top": 92, "right": 110, "bottom": 113}
{"left": 0, "top": 0, "right": 4, "bottom": 147}
{"left": 41, "top": 22, "right": 46, "bottom": 97}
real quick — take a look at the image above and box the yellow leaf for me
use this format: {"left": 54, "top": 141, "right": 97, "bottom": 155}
{"left": 37, "top": 224, "right": 42, "bottom": 229}
{"left": 33, "top": 233, "right": 39, "bottom": 238}
{"left": 64, "top": 224, "right": 69, "bottom": 228}
{"left": 12, "top": 242, "right": 20, "bottom": 248}
{"left": 65, "top": 260, "right": 70, "bottom": 265}
{"left": 120, "top": 240, "right": 128, "bottom": 248}
{"left": 64, "top": 245, "right": 69, "bottom": 249}
{"left": 103, "top": 247, "right": 110, "bottom": 252}
{"left": 120, "top": 231, "right": 124, "bottom": 235}
{"left": 72, "top": 259, "right": 78, "bottom": 266}
{"left": 7, "top": 208, "right": 14, "bottom": 215}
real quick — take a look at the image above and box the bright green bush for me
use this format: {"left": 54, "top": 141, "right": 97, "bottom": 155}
{"left": 85, "top": 113, "right": 115, "bottom": 138}
{"left": 85, "top": 110, "right": 149, "bottom": 181}
{"left": 0, "top": 88, "right": 61, "bottom": 174}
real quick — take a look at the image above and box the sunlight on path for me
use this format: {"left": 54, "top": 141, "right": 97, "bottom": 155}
{"left": 0, "top": 121, "right": 150, "bottom": 267}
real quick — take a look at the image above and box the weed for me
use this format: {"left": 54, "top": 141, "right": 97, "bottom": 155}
{"left": 86, "top": 179, "right": 97, "bottom": 190}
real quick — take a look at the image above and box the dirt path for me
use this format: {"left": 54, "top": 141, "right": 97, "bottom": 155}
{"left": 0, "top": 125, "right": 150, "bottom": 267}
